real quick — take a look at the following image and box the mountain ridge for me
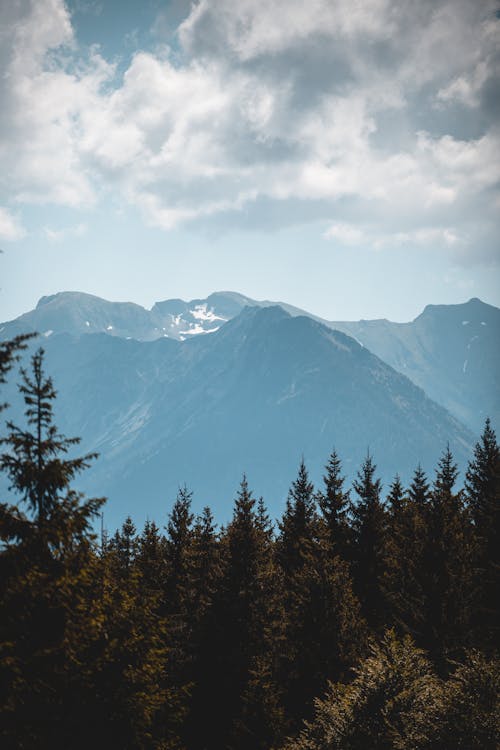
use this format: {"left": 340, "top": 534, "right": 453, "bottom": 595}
{"left": 1, "top": 303, "right": 474, "bottom": 528}
{"left": 1, "top": 291, "right": 497, "bottom": 433}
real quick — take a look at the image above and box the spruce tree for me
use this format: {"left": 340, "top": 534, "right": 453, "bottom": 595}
{"left": 351, "top": 452, "right": 387, "bottom": 632}
{"left": 165, "top": 484, "right": 195, "bottom": 613}
{"left": 137, "top": 519, "right": 165, "bottom": 592}
{"left": 110, "top": 515, "right": 138, "bottom": 575}
{"left": 196, "top": 475, "right": 274, "bottom": 750}
{"left": 278, "top": 458, "right": 316, "bottom": 575}
{"left": 385, "top": 466, "right": 431, "bottom": 643}
{"left": 316, "top": 449, "right": 351, "bottom": 560}
{"left": 408, "top": 463, "right": 431, "bottom": 506}
{"left": 0, "top": 348, "right": 104, "bottom": 748}
{"left": 187, "top": 506, "right": 224, "bottom": 750}
{"left": 465, "top": 419, "right": 500, "bottom": 651}
{"left": 427, "top": 446, "right": 473, "bottom": 665}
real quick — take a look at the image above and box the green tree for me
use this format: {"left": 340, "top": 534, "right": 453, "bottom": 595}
{"left": 351, "top": 452, "right": 387, "bottom": 632}
{"left": 278, "top": 460, "right": 364, "bottom": 734}
{"left": 465, "top": 418, "right": 500, "bottom": 651}
{"left": 316, "top": 449, "right": 351, "bottom": 561}
{"left": 283, "top": 633, "right": 500, "bottom": 750}
{"left": 207, "top": 476, "right": 279, "bottom": 750}
{"left": 426, "top": 446, "right": 473, "bottom": 665}
{"left": 0, "top": 348, "right": 104, "bottom": 748}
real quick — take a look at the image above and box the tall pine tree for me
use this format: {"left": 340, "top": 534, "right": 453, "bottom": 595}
{"left": 351, "top": 452, "right": 387, "bottom": 632}
{"left": 465, "top": 418, "right": 500, "bottom": 651}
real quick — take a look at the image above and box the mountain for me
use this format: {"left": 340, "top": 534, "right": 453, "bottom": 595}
{"left": 1, "top": 306, "right": 473, "bottom": 528}
{"left": 2, "top": 292, "right": 497, "bottom": 432}
{"left": 0, "top": 290, "right": 258, "bottom": 341}
{"left": 330, "top": 298, "right": 500, "bottom": 432}
{"left": 0, "top": 290, "right": 314, "bottom": 342}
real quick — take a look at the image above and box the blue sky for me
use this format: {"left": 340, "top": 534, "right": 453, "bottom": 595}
{"left": 1, "top": 0, "right": 499, "bottom": 322}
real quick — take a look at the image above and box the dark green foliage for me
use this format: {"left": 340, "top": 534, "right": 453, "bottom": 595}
{"left": 283, "top": 632, "right": 500, "bottom": 750}
{"left": 316, "top": 449, "right": 351, "bottom": 560}
{"left": 0, "top": 348, "right": 498, "bottom": 750}
{"left": 383, "top": 469, "right": 430, "bottom": 643}
{"left": 277, "top": 461, "right": 366, "bottom": 735}
{"left": 0, "top": 348, "right": 105, "bottom": 748}
{"left": 425, "top": 446, "right": 473, "bottom": 664}
{"left": 278, "top": 459, "right": 317, "bottom": 575}
{"left": 465, "top": 419, "right": 500, "bottom": 651}
{"left": 351, "top": 453, "right": 387, "bottom": 631}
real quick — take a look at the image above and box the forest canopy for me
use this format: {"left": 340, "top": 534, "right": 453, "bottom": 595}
{"left": 0, "top": 345, "right": 498, "bottom": 749}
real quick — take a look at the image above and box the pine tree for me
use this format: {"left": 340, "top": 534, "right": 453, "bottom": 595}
{"left": 186, "top": 506, "right": 224, "bottom": 750}
{"left": 110, "top": 515, "right": 138, "bottom": 575}
{"left": 426, "top": 446, "right": 473, "bottom": 665}
{"left": 234, "top": 491, "right": 285, "bottom": 750}
{"left": 137, "top": 519, "right": 165, "bottom": 592}
{"left": 408, "top": 463, "right": 431, "bottom": 506}
{"left": 210, "top": 476, "right": 264, "bottom": 748}
{"left": 384, "top": 467, "right": 431, "bottom": 644}
{"left": 277, "top": 460, "right": 365, "bottom": 733}
{"left": 278, "top": 458, "right": 316, "bottom": 575}
{"left": 165, "top": 484, "right": 195, "bottom": 613}
{"left": 465, "top": 419, "right": 500, "bottom": 651}
{"left": 77, "top": 541, "right": 183, "bottom": 750}
{"left": 316, "top": 449, "right": 351, "bottom": 560}
{"left": 351, "top": 452, "right": 387, "bottom": 632}
{"left": 384, "top": 474, "right": 410, "bottom": 628}
{"left": 0, "top": 348, "right": 103, "bottom": 549}
{"left": 282, "top": 631, "right": 443, "bottom": 750}
{"left": 0, "top": 348, "right": 104, "bottom": 748}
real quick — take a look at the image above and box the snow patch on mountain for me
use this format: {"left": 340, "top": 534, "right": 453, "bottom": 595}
{"left": 190, "top": 304, "right": 227, "bottom": 323}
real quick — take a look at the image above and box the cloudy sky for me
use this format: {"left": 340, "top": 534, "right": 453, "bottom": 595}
{"left": 1, "top": 0, "right": 499, "bottom": 322}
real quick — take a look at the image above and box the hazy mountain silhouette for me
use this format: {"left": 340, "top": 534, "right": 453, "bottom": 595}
{"left": 1, "top": 305, "right": 473, "bottom": 527}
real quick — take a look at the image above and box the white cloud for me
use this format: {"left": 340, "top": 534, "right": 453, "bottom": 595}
{"left": 0, "top": 0, "right": 498, "bottom": 264}
{"left": 179, "top": 0, "right": 393, "bottom": 61}
{"left": 0, "top": 207, "right": 26, "bottom": 241}
{"left": 43, "top": 223, "right": 87, "bottom": 242}
{"left": 324, "top": 221, "right": 462, "bottom": 249}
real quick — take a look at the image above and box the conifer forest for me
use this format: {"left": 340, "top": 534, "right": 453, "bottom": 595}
{"left": 0, "top": 339, "right": 498, "bottom": 749}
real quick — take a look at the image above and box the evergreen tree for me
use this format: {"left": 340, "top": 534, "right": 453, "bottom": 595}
{"left": 383, "top": 474, "right": 410, "bottom": 628}
{"left": 384, "top": 467, "right": 431, "bottom": 644}
{"left": 194, "top": 476, "right": 278, "bottom": 750}
{"left": 316, "top": 449, "right": 351, "bottom": 560}
{"left": 278, "top": 459, "right": 316, "bottom": 575}
{"left": 0, "top": 348, "right": 104, "bottom": 748}
{"left": 408, "top": 463, "right": 431, "bottom": 506}
{"left": 283, "top": 631, "right": 442, "bottom": 750}
{"left": 187, "top": 506, "right": 224, "bottom": 750}
{"left": 0, "top": 349, "right": 103, "bottom": 547}
{"left": 351, "top": 452, "right": 387, "bottom": 632}
{"left": 110, "top": 515, "right": 138, "bottom": 575}
{"left": 234, "top": 491, "right": 285, "bottom": 750}
{"left": 277, "top": 461, "right": 364, "bottom": 733}
{"left": 283, "top": 633, "right": 500, "bottom": 750}
{"left": 426, "top": 446, "right": 473, "bottom": 665}
{"left": 465, "top": 419, "right": 500, "bottom": 651}
{"left": 76, "top": 542, "right": 183, "bottom": 750}
{"left": 164, "top": 485, "right": 195, "bottom": 613}
{"left": 137, "top": 519, "right": 165, "bottom": 592}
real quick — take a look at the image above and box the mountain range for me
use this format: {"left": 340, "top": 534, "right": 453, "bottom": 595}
{"left": 0, "top": 291, "right": 496, "bottom": 527}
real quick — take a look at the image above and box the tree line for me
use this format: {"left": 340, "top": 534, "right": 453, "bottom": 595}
{"left": 0, "top": 343, "right": 498, "bottom": 749}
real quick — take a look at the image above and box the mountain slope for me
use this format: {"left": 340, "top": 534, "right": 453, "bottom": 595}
{"left": 330, "top": 298, "right": 500, "bottom": 432}
{"left": 2, "top": 292, "right": 497, "bottom": 432}
{"left": 2, "top": 306, "right": 473, "bottom": 528}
